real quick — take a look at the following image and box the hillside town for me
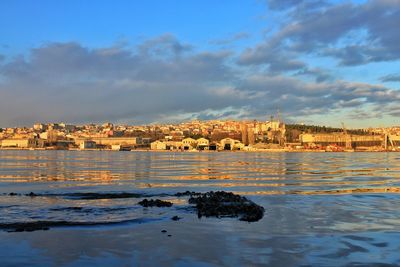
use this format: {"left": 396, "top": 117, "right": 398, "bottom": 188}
{"left": 0, "top": 119, "right": 400, "bottom": 152}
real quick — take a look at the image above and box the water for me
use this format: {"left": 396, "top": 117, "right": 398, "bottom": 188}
{"left": 0, "top": 150, "right": 400, "bottom": 266}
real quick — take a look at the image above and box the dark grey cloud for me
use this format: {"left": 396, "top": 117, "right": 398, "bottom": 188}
{"left": 280, "top": 3, "right": 363, "bottom": 49}
{"left": 2, "top": 38, "right": 232, "bottom": 85}
{"left": 380, "top": 73, "right": 400, "bottom": 83}
{"left": 387, "top": 108, "right": 400, "bottom": 117}
{"left": 223, "top": 74, "right": 400, "bottom": 120}
{"left": 243, "top": 0, "right": 400, "bottom": 68}
{"left": 138, "top": 33, "right": 192, "bottom": 57}
{"left": 238, "top": 42, "right": 306, "bottom": 72}
{"left": 370, "top": 104, "right": 400, "bottom": 118}
{"left": 240, "top": 75, "right": 400, "bottom": 103}
{"left": 0, "top": 36, "right": 237, "bottom": 126}
{"left": 294, "top": 68, "right": 333, "bottom": 83}
{"left": 347, "top": 109, "right": 383, "bottom": 120}
{"left": 324, "top": 45, "right": 369, "bottom": 66}
{"left": 309, "top": 1, "right": 400, "bottom": 68}
{"left": 1, "top": 35, "right": 399, "bottom": 127}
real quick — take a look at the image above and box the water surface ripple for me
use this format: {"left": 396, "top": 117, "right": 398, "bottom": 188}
{"left": 1, "top": 150, "right": 400, "bottom": 266}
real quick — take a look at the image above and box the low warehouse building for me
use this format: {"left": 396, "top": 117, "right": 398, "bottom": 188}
{"left": 1, "top": 138, "right": 38, "bottom": 148}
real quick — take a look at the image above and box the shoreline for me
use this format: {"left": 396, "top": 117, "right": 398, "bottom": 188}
{"left": 0, "top": 147, "right": 397, "bottom": 153}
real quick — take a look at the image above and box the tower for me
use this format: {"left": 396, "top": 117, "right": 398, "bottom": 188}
{"left": 241, "top": 122, "right": 248, "bottom": 145}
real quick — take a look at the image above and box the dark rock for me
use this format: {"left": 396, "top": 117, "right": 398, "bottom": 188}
{"left": 8, "top": 192, "right": 18, "bottom": 196}
{"left": 138, "top": 199, "right": 173, "bottom": 207}
{"left": 1, "top": 219, "right": 153, "bottom": 232}
{"left": 189, "top": 191, "right": 264, "bottom": 222}
{"left": 161, "top": 230, "right": 167, "bottom": 233}
{"left": 26, "top": 192, "right": 37, "bottom": 197}
{"left": 171, "top": 216, "right": 181, "bottom": 221}
{"left": 67, "top": 207, "right": 83, "bottom": 211}
{"left": 168, "top": 234, "right": 172, "bottom": 237}
{"left": 8, "top": 225, "right": 51, "bottom": 232}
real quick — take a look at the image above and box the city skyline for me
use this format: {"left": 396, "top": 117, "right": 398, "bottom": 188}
{"left": 1, "top": 117, "right": 398, "bottom": 130}
{"left": 1, "top": 0, "right": 399, "bottom": 128}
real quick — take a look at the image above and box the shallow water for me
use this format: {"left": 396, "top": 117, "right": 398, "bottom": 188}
{"left": 0, "top": 150, "right": 400, "bottom": 266}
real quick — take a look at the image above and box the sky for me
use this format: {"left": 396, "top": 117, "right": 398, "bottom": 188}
{"left": 0, "top": 0, "right": 399, "bottom": 128}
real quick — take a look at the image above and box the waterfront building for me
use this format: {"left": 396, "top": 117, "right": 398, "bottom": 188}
{"left": 150, "top": 141, "right": 167, "bottom": 150}
{"left": 241, "top": 123, "right": 248, "bottom": 145}
{"left": 0, "top": 138, "right": 38, "bottom": 148}
{"left": 165, "top": 141, "right": 183, "bottom": 150}
{"left": 220, "top": 138, "right": 244, "bottom": 150}
{"left": 300, "top": 133, "right": 382, "bottom": 148}
{"left": 248, "top": 127, "right": 255, "bottom": 145}
{"left": 80, "top": 140, "right": 97, "bottom": 150}
{"left": 390, "top": 135, "right": 400, "bottom": 147}
{"left": 182, "top": 137, "right": 197, "bottom": 150}
{"left": 74, "top": 137, "right": 142, "bottom": 147}
{"left": 196, "top": 138, "right": 210, "bottom": 150}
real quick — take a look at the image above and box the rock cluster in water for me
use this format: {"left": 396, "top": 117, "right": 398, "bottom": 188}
{"left": 1, "top": 190, "right": 264, "bottom": 232}
{"left": 171, "top": 216, "right": 181, "bottom": 221}
{"left": 187, "top": 191, "right": 265, "bottom": 222}
{"left": 138, "top": 199, "right": 173, "bottom": 207}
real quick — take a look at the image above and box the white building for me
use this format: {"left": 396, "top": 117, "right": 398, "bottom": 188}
{"left": 150, "top": 140, "right": 167, "bottom": 150}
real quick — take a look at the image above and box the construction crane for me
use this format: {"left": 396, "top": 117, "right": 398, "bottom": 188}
{"left": 341, "top": 122, "right": 352, "bottom": 150}
{"left": 382, "top": 128, "right": 395, "bottom": 151}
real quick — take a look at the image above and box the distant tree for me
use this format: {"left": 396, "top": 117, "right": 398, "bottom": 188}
{"left": 286, "top": 124, "right": 370, "bottom": 135}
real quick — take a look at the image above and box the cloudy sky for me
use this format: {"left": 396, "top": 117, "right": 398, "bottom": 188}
{"left": 0, "top": 0, "right": 399, "bottom": 128}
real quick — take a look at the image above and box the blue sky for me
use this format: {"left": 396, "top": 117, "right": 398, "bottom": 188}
{"left": 0, "top": 1, "right": 265, "bottom": 54}
{"left": 0, "top": 0, "right": 399, "bottom": 128}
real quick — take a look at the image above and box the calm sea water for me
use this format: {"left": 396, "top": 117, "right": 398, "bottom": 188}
{"left": 0, "top": 150, "right": 400, "bottom": 266}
